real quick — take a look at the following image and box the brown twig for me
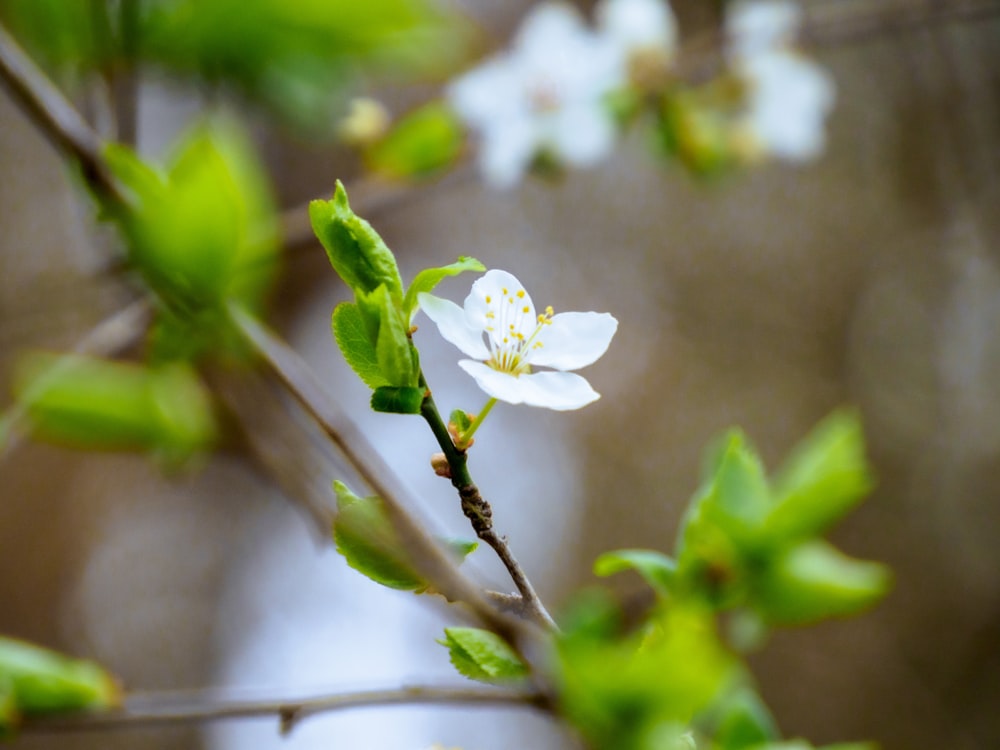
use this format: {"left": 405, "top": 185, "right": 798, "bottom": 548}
{"left": 419, "top": 383, "right": 558, "bottom": 631}
{"left": 21, "top": 684, "right": 548, "bottom": 735}
{"left": 224, "top": 303, "right": 546, "bottom": 652}
{"left": 0, "top": 20, "right": 125, "bottom": 206}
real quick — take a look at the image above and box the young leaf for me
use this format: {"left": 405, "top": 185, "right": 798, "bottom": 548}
{"left": 593, "top": 549, "right": 676, "bottom": 596}
{"left": 332, "top": 482, "right": 475, "bottom": 590}
{"left": 442, "top": 538, "right": 479, "bottom": 559}
{"left": 13, "top": 354, "right": 216, "bottom": 462}
{"left": 108, "top": 119, "right": 280, "bottom": 318}
{"left": 0, "top": 636, "right": 120, "bottom": 721}
{"left": 371, "top": 386, "right": 425, "bottom": 414}
{"left": 365, "top": 101, "right": 464, "bottom": 181}
{"left": 310, "top": 181, "right": 404, "bottom": 304}
{"left": 754, "top": 540, "right": 892, "bottom": 626}
{"left": 403, "top": 256, "right": 485, "bottom": 324}
{"left": 356, "top": 284, "right": 418, "bottom": 387}
{"left": 448, "top": 408, "right": 473, "bottom": 434}
{"left": 333, "top": 481, "right": 425, "bottom": 591}
{"left": 437, "top": 628, "right": 528, "bottom": 684}
{"left": 765, "top": 411, "right": 873, "bottom": 543}
{"left": 331, "top": 302, "right": 388, "bottom": 389}
{"left": 710, "top": 686, "right": 779, "bottom": 749}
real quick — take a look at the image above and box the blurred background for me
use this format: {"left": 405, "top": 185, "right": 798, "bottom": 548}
{"left": 1, "top": 1, "right": 999, "bottom": 748}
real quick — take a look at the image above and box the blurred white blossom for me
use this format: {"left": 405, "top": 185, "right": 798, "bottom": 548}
{"left": 446, "top": 2, "right": 623, "bottom": 188}
{"left": 597, "top": 0, "right": 678, "bottom": 59}
{"left": 419, "top": 269, "right": 617, "bottom": 410}
{"left": 726, "top": 0, "right": 835, "bottom": 161}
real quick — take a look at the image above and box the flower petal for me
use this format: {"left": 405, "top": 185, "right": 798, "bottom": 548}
{"left": 464, "top": 270, "right": 537, "bottom": 346}
{"left": 447, "top": 56, "right": 524, "bottom": 128}
{"left": 726, "top": 0, "right": 802, "bottom": 60}
{"left": 742, "top": 51, "right": 834, "bottom": 161}
{"left": 530, "top": 312, "right": 618, "bottom": 370}
{"left": 478, "top": 117, "right": 539, "bottom": 189}
{"left": 549, "top": 105, "right": 617, "bottom": 167}
{"left": 459, "top": 361, "right": 600, "bottom": 410}
{"left": 597, "top": 0, "right": 679, "bottom": 56}
{"left": 418, "top": 293, "right": 490, "bottom": 360}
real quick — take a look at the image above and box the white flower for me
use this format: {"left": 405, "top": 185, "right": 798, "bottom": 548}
{"left": 739, "top": 50, "right": 835, "bottom": 161}
{"left": 726, "top": 0, "right": 802, "bottom": 60}
{"left": 725, "top": 0, "right": 835, "bottom": 162}
{"left": 447, "top": 2, "right": 624, "bottom": 189}
{"left": 418, "top": 270, "right": 618, "bottom": 411}
{"left": 597, "top": 0, "right": 678, "bottom": 59}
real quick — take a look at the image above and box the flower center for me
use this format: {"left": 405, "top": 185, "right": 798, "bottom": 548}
{"left": 528, "top": 79, "right": 562, "bottom": 114}
{"left": 482, "top": 285, "right": 553, "bottom": 376}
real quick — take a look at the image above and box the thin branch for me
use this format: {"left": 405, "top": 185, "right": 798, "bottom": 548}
{"left": 0, "top": 20, "right": 124, "bottom": 206}
{"left": 419, "top": 382, "right": 558, "bottom": 631}
{"left": 21, "top": 684, "right": 548, "bottom": 735}
{"left": 224, "top": 303, "right": 545, "bottom": 653}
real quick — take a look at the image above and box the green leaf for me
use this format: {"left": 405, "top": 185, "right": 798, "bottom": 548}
{"left": 448, "top": 409, "right": 473, "bottom": 434}
{"left": 403, "top": 256, "right": 485, "bottom": 324}
{"left": 442, "top": 538, "right": 479, "bottom": 559}
{"left": 13, "top": 354, "right": 216, "bottom": 462}
{"left": 437, "top": 628, "right": 528, "bottom": 684}
{"left": 365, "top": 101, "right": 464, "bottom": 181}
{"left": 765, "top": 411, "right": 874, "bottom": 543}
{"left": 556, "top": 602, "right": 735, "bottom": 750}
{"left": 106, "top": 119, "right": 280, "bottom": 332}
{"left": 138, "top": 0, "right": 466, "bottom": 130}
{"left": 371, "top": 386, "right": 425, "bottom": 414}
{"left": 333, "top": 481, "right": 426, "bottom": 591}
{"left": 355, "top": 284, "right": 418, "bottom": 387}
{"left": 710, "top": 686, "right": 779, "bottom": 750}
{"left": 754, "top": 540, "right": 892, "bottom": 626}
{"left": 0, "top": 636, "right": 120, "bottom": 725}
{"left": 332, "top": 302, "right": 388, "bottom": 389}
{"left": 593, "top": 549, "right": 676, "bottom": 596}
{"left": 310, "top": 181, "right": 404, "bottom": 304}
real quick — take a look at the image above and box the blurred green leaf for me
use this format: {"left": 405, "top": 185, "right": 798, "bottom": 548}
{"left": 106, "top": 119, "right": 280, "bottom": 352}
{"left": 709, "top": 686, "right": 779, "bottom": 750}
{"left": 437, "top": 628, "right": 528, "bottom": 684}
{"left": 765, "top": 411, "right": 873, "bottom": 543}
{"left": 403, "top": 256, "right": 485, "bottom": 324}
{"left": 0, "top": 635, "right": 120, "bottom": 734}
{"left": 448, "top": 408, "right": 473, "bottom": 434}
{"left": 365, "top": 102, "right": 464, "bottom": 181}
{"left": 556, "top": 603, "right": 735, "bottom": 750}
{"left": 311, "top": 181, "right": 404, "bottom": 305}
{"left": 370, "top": 386, "right": 424, "bottom": 414}
{"left": 333, "top": 480, "right": 426, "bottom": 591}
{"left": 332, "top": 302, "right": 389, "bottom": 389}
{"left": 13, "top": 353, "right": 215, "bottom": 463}
{"left": 593, "top": 549, "right": 676, "bottom": 596}
{"left": 0, "top": 0, "right": 116, "bottom": 76}
{"left": 332, "top": 481, "right": 475, "bottom": 592}
{"left": 754, "top": 541, "right": 891, "bottom": 626}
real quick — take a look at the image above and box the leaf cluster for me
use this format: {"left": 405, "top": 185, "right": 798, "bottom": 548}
{"left": 312, "top": 181, "right": 483, "bottom": 413}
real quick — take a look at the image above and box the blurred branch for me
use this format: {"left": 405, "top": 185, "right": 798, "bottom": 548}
{"left": 0, "top": 20, "right": 124, "bottom": 205}
{"left": 225, "top": 303, "right": 546, "bottom": 652}
{"left": 21, "top": 684, "right": 548, "bottom": 735}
